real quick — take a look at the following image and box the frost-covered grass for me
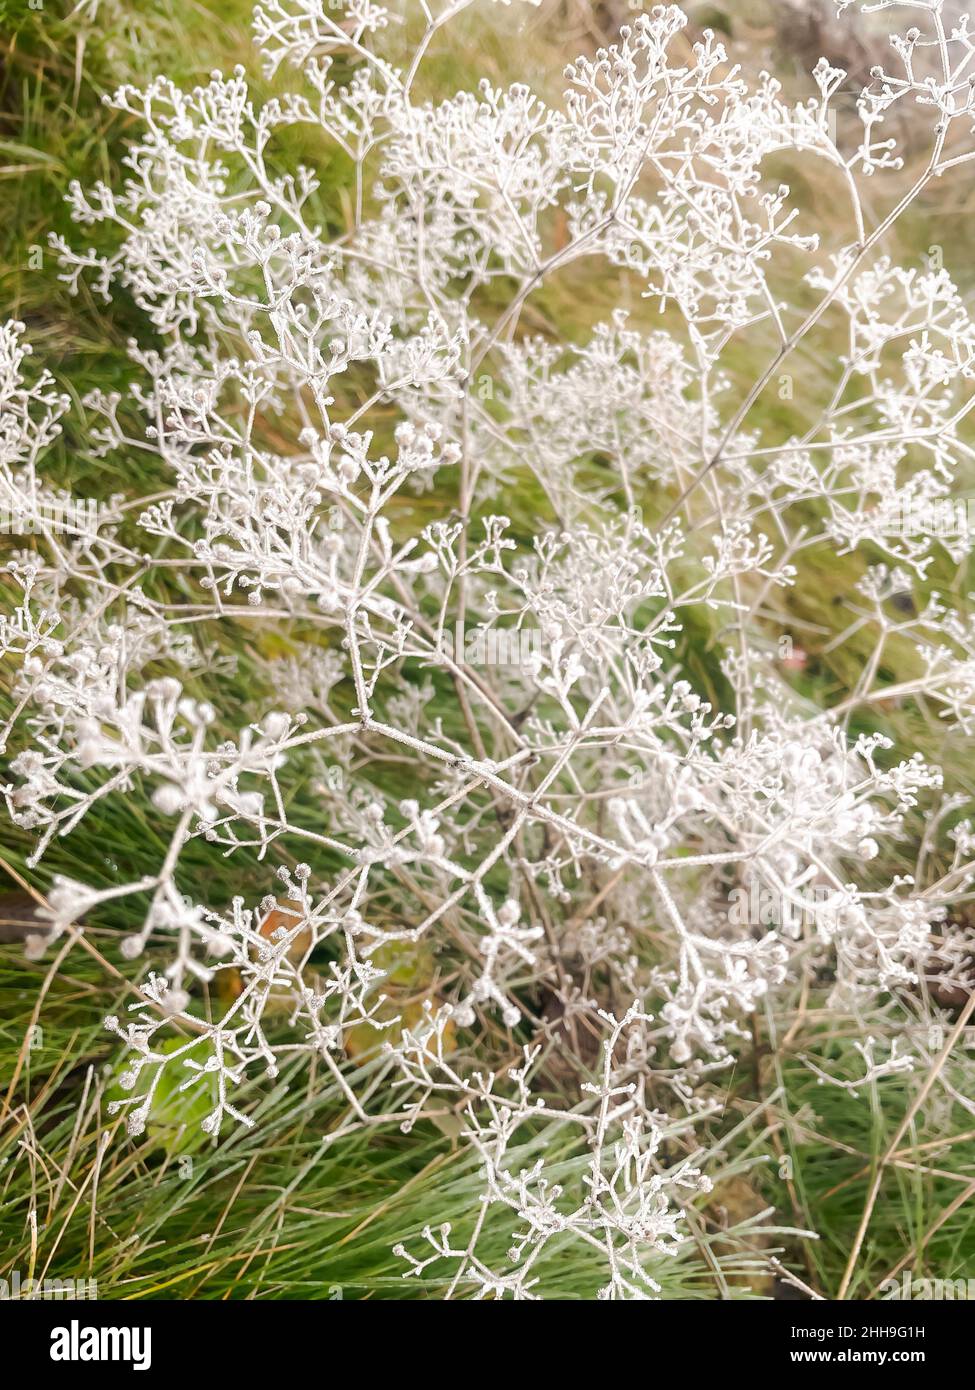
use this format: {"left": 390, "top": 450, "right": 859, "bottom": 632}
{"left": 1, "top": 0, "right": 975, "bottom": 1300}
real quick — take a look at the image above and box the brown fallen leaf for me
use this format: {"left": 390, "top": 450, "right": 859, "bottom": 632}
{"left": 256, "top": 898, "right": 311, "bottom": 963}
{"left": 706, "top": 1175, "right": 775, "bottom": 1297}
{"left": 0, "top": 892, "right": 54, "bottom": 945}
{"left": 345, "top": 996, "right": 456, "bottom": 1063}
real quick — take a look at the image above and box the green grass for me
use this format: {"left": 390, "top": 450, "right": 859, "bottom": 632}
{"left": 1, "top": 0, "right": 974, "bottom": 1300}
{"left": 0, "top": 946, "right": 791, "bottom": 1300}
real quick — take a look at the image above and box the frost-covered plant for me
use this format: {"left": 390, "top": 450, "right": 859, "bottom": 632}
{"left": 3, "top": 0, "right": 975, "bottom": 1297}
